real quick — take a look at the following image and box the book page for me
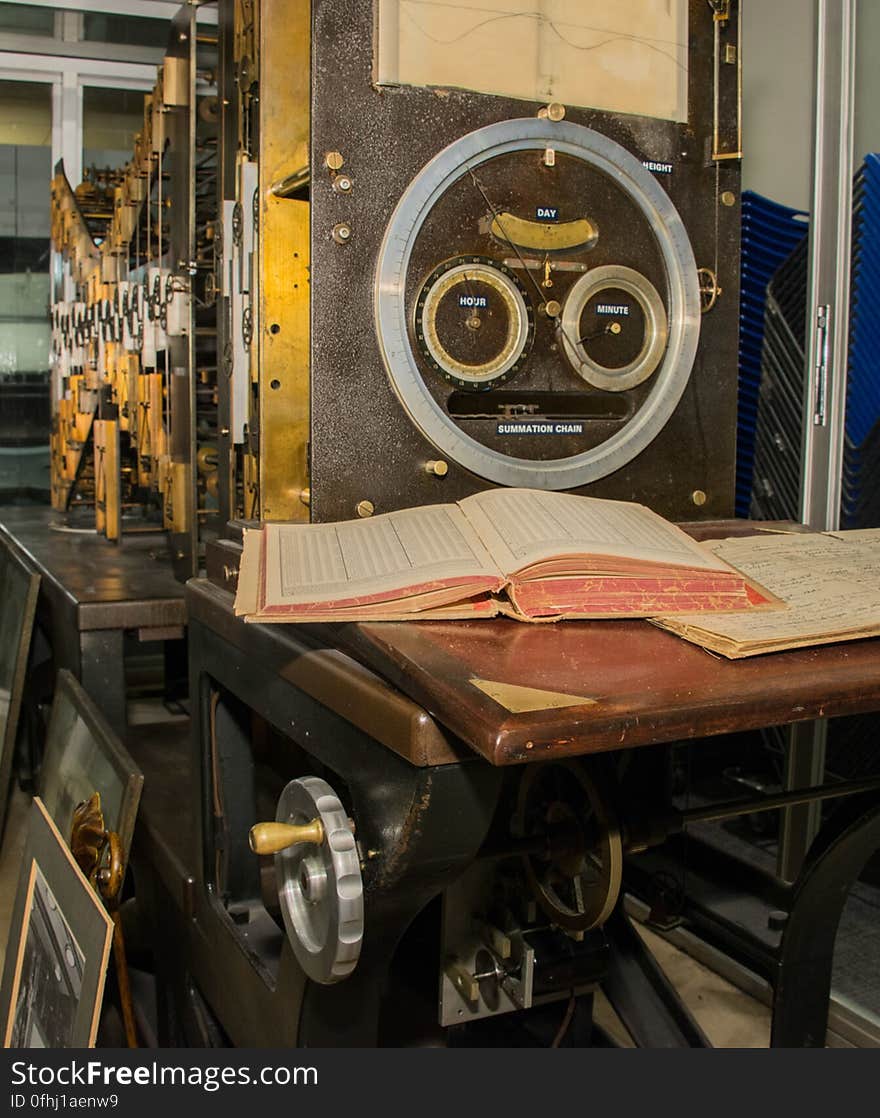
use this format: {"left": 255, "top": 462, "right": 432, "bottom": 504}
{"left": 458, "top": 489, "right": 731, "bottom": 576}
{"left": 653, "top": 532, "right": 880, "bottom": 653}
{"left": 262, "top": 504, "right": 504, "bottom": 607}
{"left": 827, "top": 527, "right": 880, "bottom": 545}
{"left": 233, "top": 528, "right": 262, "bottom": 615}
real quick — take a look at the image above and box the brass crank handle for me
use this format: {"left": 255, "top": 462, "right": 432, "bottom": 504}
{"left": 249, "top": 819, "right": 324, "bottom": 856}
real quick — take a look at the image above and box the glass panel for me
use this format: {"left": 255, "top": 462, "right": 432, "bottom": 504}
{"left": 739, "top": 1, "right": 813, "bottom": 522}
{"left": 0, "top": 3, "right": 55, "bottom": 37}
{"left": 82, "top": 86, "right": 145, "bottom": 175}
{"left": 375, "top": 0, "right": 689, "bottom": 122}
{"left": 82, "top": 12, "right": 170, "bottom": 48}
{"left": 827, "top": 0, "right": 880, "bottom": 1041}
{"left": 0, "top": 79, "right": 51, "bottom": 499}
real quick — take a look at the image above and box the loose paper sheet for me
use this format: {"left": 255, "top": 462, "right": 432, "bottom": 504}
{"left": 375, "top": 0, "right": 689, "bottom": 122}
{"left": 652, "top": 530, "right": 880, "bottom": 656}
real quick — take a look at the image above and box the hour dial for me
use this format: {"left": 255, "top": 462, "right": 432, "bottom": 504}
{"left": 414, "top": 256, "right": 534, "bottom": 390}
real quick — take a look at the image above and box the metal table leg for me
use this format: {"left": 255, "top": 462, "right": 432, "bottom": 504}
{"left": 602, "top": 906, "right": 711, "bottom": 1047}
{"left": 79, "top": 629, "right": 127, "bottom": 736}
{"left": 771, "top": 793, "right": 880, "bottom": 1046}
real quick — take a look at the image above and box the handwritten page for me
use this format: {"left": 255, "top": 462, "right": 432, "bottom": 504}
{"left": 652, "top": 530, "right": 880, "bottom": 657}
{"left": 459, "top": 488, "right": 732, "bottom": 576}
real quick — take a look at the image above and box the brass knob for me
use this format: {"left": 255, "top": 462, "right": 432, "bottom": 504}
{"left": 249, "top": 819, "right": 324, "bottom": 855}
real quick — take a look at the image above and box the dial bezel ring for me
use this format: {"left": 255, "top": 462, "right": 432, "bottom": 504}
{"left": 374, "top": 118, "right": 700, "bottom": 489}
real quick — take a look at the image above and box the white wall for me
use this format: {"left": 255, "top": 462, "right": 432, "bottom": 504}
{"left": 854, "top": 0, "right": 880, "bottom": 166}
{"left": 742, "top": 0, "right": 816, "bottom": 212}
{"left": 743, "top": 0, "right": 880, "bottom": 213}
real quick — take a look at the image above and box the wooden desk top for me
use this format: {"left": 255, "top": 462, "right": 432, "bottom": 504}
{"left": 331, "top": 618, "right": 880, "bottom": 765}
{"left": 0, "top": 505, "right": 185, "bottom": 631}
{"left": 203, "top": 517, "right": 880, "bottom": 768}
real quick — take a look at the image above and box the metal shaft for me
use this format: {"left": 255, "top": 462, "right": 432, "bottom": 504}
{"left": 677, "top": 773, "right": 880, "bottom": 827}
{"left": 478, "top": 774, "right": 880, "bottom": 862}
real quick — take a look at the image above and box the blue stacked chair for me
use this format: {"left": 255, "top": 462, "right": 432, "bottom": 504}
{"left": 843, "top": 154, "right": 880, "bottom": 528}
{"left": 737, "top": 191, "right": 809, "bottom": 517}
{"left": 750, "top": 236, "right": 809, "bottom": 522}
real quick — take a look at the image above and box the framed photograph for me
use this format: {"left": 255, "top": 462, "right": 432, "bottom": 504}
{"left": 1, "top": 798, "right": 113, "bottom": 1048}
{"left": 40, "top": 670, "right": 144, "bottom": 866}
{"left": 0, "top": 543, "right": 40, "bottom": 840}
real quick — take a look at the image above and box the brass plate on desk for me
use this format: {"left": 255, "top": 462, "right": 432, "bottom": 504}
{"left": 470, "top": 677, "right": 596, "bottom": 713}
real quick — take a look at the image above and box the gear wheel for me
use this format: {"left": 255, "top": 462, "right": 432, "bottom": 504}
{"left": 513, "top": 761, "right": 622, "bottom": 932}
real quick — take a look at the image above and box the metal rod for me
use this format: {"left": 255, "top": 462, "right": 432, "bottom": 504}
{"left": 477, "top": 775, "right": 880, "bottom": 864}
{"left": 679, "top": 773, "right": 880, "bottom": 827}
{"left": 270, "top": 166, "right": 310, "bottom": 198}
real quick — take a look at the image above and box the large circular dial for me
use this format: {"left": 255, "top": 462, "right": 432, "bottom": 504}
{"left": 560, "top": 265, "right": 668, "bottom": 392}
{"left": 374, "top": 118, "right": 701, "bottom": 490}
{"left": 414, "top": 256, "right": 533, "bottom": 389}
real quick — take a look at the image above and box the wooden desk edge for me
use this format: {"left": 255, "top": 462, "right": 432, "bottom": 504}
{"left": 187, "top": 579, "right": 469, "bottom": 767}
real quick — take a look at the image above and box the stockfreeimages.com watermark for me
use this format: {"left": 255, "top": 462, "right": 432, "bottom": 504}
{"left": 10, "top": 1059, "right": 318, "bottom": 1100}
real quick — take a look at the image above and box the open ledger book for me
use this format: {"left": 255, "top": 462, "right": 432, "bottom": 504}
{"left": 234, "top": 489, "right": 776, "bottom": 623}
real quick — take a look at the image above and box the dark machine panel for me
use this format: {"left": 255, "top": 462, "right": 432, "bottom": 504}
{"left": 308, "top": 0, "right": 742, "bottom": 522}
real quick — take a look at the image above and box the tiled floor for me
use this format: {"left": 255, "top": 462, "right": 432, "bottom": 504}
{"left": 621, "top": 925, "right": 770, "bottom": 1047}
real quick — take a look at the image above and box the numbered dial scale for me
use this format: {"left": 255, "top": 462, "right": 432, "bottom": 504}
{"left": 375, "top": 118, "right": 701, "bottom": 490}
{"left": 414, "top": 257, "right": 534, "bottom": 389}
